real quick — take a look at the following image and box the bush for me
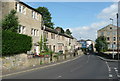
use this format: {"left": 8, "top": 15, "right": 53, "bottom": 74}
{"left": 2, "top": 30, "right": 32, "bottom": 56}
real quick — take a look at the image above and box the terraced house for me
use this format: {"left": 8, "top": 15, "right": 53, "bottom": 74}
{"left": 1, "top": 0, "right": 80, "bottom": 55}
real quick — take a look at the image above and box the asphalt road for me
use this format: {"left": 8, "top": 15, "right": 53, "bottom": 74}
{"left": 2, "top": 54, "right": 120, "bottom": 80}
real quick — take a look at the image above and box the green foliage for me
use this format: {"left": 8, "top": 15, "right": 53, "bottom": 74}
{"left": 38, "top": 35, "right": 49, "bottom": 53}
{"left": 39, "top": 35, "right": 43, "bottom": 52}
{"left": 36, "top": 7, "right": 54, "bottom": 29}
{"left": 2, "top": 10, "right": 19, "bottom": 32}
{"left": 2, "top": 30, "right": 32, "bottom": 56}
{"left": 56, "top": 27, "right": 65, "bottom": 33}
{"left": 95, "top": 36, "right": 108, "bottom": 52}
{"left": 66, "top": 29, "right": 72, "bottom": 35}
{"left": 43, "top": 35, "right": 49, "bottom": 52}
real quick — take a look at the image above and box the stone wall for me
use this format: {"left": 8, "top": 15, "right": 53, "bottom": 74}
{"left": 2, "top": 50, "right": 83, "bottom": 74}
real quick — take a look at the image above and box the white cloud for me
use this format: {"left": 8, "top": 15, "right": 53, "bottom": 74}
{"left": 97, "top": 3, "right": 118, "bottom": 21}
{"left": 71, "top": 21, "right": 108, "bottom": 41}
{"left": 69, "top": 3, "right": 118, "bottom": 41}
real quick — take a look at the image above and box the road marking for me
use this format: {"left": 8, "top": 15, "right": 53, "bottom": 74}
{"left": 106, "top": 62, "right": 111, "bottom": 72}
{"left": 1, "top": 55, "right": 83, "bottom": 78}
{"left": 58, "top": 76, "right": 62, "bottom": 78}
{"left": 114, "top": 68, "right": 118, "bottom": 72}
{"left": 109, "top": 74, "right": 113, "bottom": 78}
{"left": 114, "top": 67, "right": 120, "bottom": 78}
{"left": 86, "top": 55, "right": 90, "bottom": 63}
{"left": 117, "top": 74, "right": 120, "bottom": 78}
{"left": 114, "top": 68, "right": 117, "bottom": 70}
{"left": 55, "top": 75, "right": 62, "bottom": 79}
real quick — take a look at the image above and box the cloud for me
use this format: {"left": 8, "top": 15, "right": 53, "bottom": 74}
{"left": 69, "top": 3, "right": 118, "bottom": 41}
{"left": 71, "top": 21, "right": 108, "bottom": 41}
{"left": 97, "top": 3, "right": 118, "bottom": 21}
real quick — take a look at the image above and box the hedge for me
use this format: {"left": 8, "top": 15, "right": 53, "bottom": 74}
{"left": 2, "top": 30, "right": 32, "bottom": 56}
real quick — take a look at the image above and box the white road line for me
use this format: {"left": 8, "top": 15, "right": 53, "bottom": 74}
{"left": 114, "top": 68, "right": 118, "bottom": 72}
{"left": 114, "top": 67, "right": 120, "bottom": 78}
{"left": 55, "top": 75, "right": 62, "bottom": 79}
{"left": 114, "top": 68, "right": 117, "bottom": 70}
{"left": 87, "top": 55, "right": 90, "bottom": 63}
{"left": 106, "top": 62, "right": 111, "bottom": 72}
{"left": 109, "top": 74, "right": 113, "bottom": 78}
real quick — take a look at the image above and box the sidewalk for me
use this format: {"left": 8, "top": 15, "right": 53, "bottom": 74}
{"left": 97, "top": 56, "right": 119, "bottom": 62}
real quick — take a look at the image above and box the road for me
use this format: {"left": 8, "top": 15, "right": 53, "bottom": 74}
{"left": 2, "top": 54, "right": 119, "bottom": 80}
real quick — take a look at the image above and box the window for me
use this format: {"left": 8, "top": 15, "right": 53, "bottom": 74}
{"left": 37, "top": 30, "right": 39, "bottom": 36}
{"left": 31, "top": 28, "right": 34, "bottom": 35}
{"left": 35, "top": 13, "right": 38, "bottom": 20}
{"left": 19, "top": 5, "right": 22, "bottom": 13}
{"left": 113, "top": 37, "right": 116, "bottom": 41}
{"left": 32, "top": 11, "right": 35, "bottom": 19}
{"left": 114, "top": 42, "right": 116, "bottom": 44}
{"left": 15, "top": 2, "right": 17, "bottom": 10}
{"left": 107, "top": 37, "right": 110, "bottom": 41}
{"left": 16, "top": 3, "right": 19, "bottom": 12}
{"left": 18, "top": 25, "right": 26, "bottom": 34}
{"left": 31, "top": 28, "right": 38, "bottom": 36}
{"left": 34, "top": 29, "right": 36, "bottom": 36}
{"left": 110, "top": 27, "right": 112, "bottom": 29}
{"left": 51, "top": 33, "right": 55, "bottom": 39}
{"left": 23, "top": 6, "right": 26, "bottom": 14}
{"left": 16, "top": 3, "right": 26, "bottom": 14}
{"left": 32, "top": 11, "right": 38, "bottom": 20}
{"left": 18, "top": 25, "right": 21, "bottom": 33}
{"left": 22, "top": 26, "right": 26, "bottom": 34}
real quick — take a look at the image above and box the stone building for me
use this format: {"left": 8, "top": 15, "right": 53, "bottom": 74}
{"left": 97, "top": 24, "right": 118, "bottom": 51}
{"left": 42, "top": 27, "right": 78, "bottom": 54}
{"left": 1, "top": 0, "right": 80, "bottom": 54}
{"left": 1, "top": 1, "right": 43, "bottom": 54}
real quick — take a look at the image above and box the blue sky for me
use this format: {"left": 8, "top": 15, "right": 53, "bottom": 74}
{"left": 25, "top": 2, "right": 117, "bottom": 40}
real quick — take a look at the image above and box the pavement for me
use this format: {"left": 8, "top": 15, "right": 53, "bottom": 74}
{"left": 97, "top": 56, "right": 119, "bottom": 62}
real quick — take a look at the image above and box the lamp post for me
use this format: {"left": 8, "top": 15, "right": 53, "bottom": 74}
{"left": 116, "top": 13, "right": 120, "bottom": 77}
{"left": 110, "top": 18, "right": 114, "bottom": 59}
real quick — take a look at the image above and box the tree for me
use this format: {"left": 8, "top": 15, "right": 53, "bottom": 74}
{"left": 95, "top": 36, "right": 108, "bottom": 52}
{"left": 43, "top": 35, "right": 49, "bottom": 52}
{"left": 36, "top": 7, "right": 54, "bottom": 29}
{"left": 39, "top": 35, "right": 43, "bottom": 53}
{"left": 66, "top": 29, "right": 72, "bottom": 35}
{"left": 2, "top": 10, "right": 19, "bottom": 32}
{"left": 38, "top": 35, "right": 49, "bottom": 53}
{"left": 55, "top": 27, "right": 65, "bottom": 33}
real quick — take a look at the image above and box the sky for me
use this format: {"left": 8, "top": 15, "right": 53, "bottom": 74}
{"left": 24, "top": 2, "right": 118, "bottom": 41}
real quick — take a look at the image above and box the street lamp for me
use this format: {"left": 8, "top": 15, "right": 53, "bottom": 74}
{"left": 110, "top": 18, "right": 115, "bottom": 59}
{"left": 116, "top": 13, "right": 120, "bottom": 77}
